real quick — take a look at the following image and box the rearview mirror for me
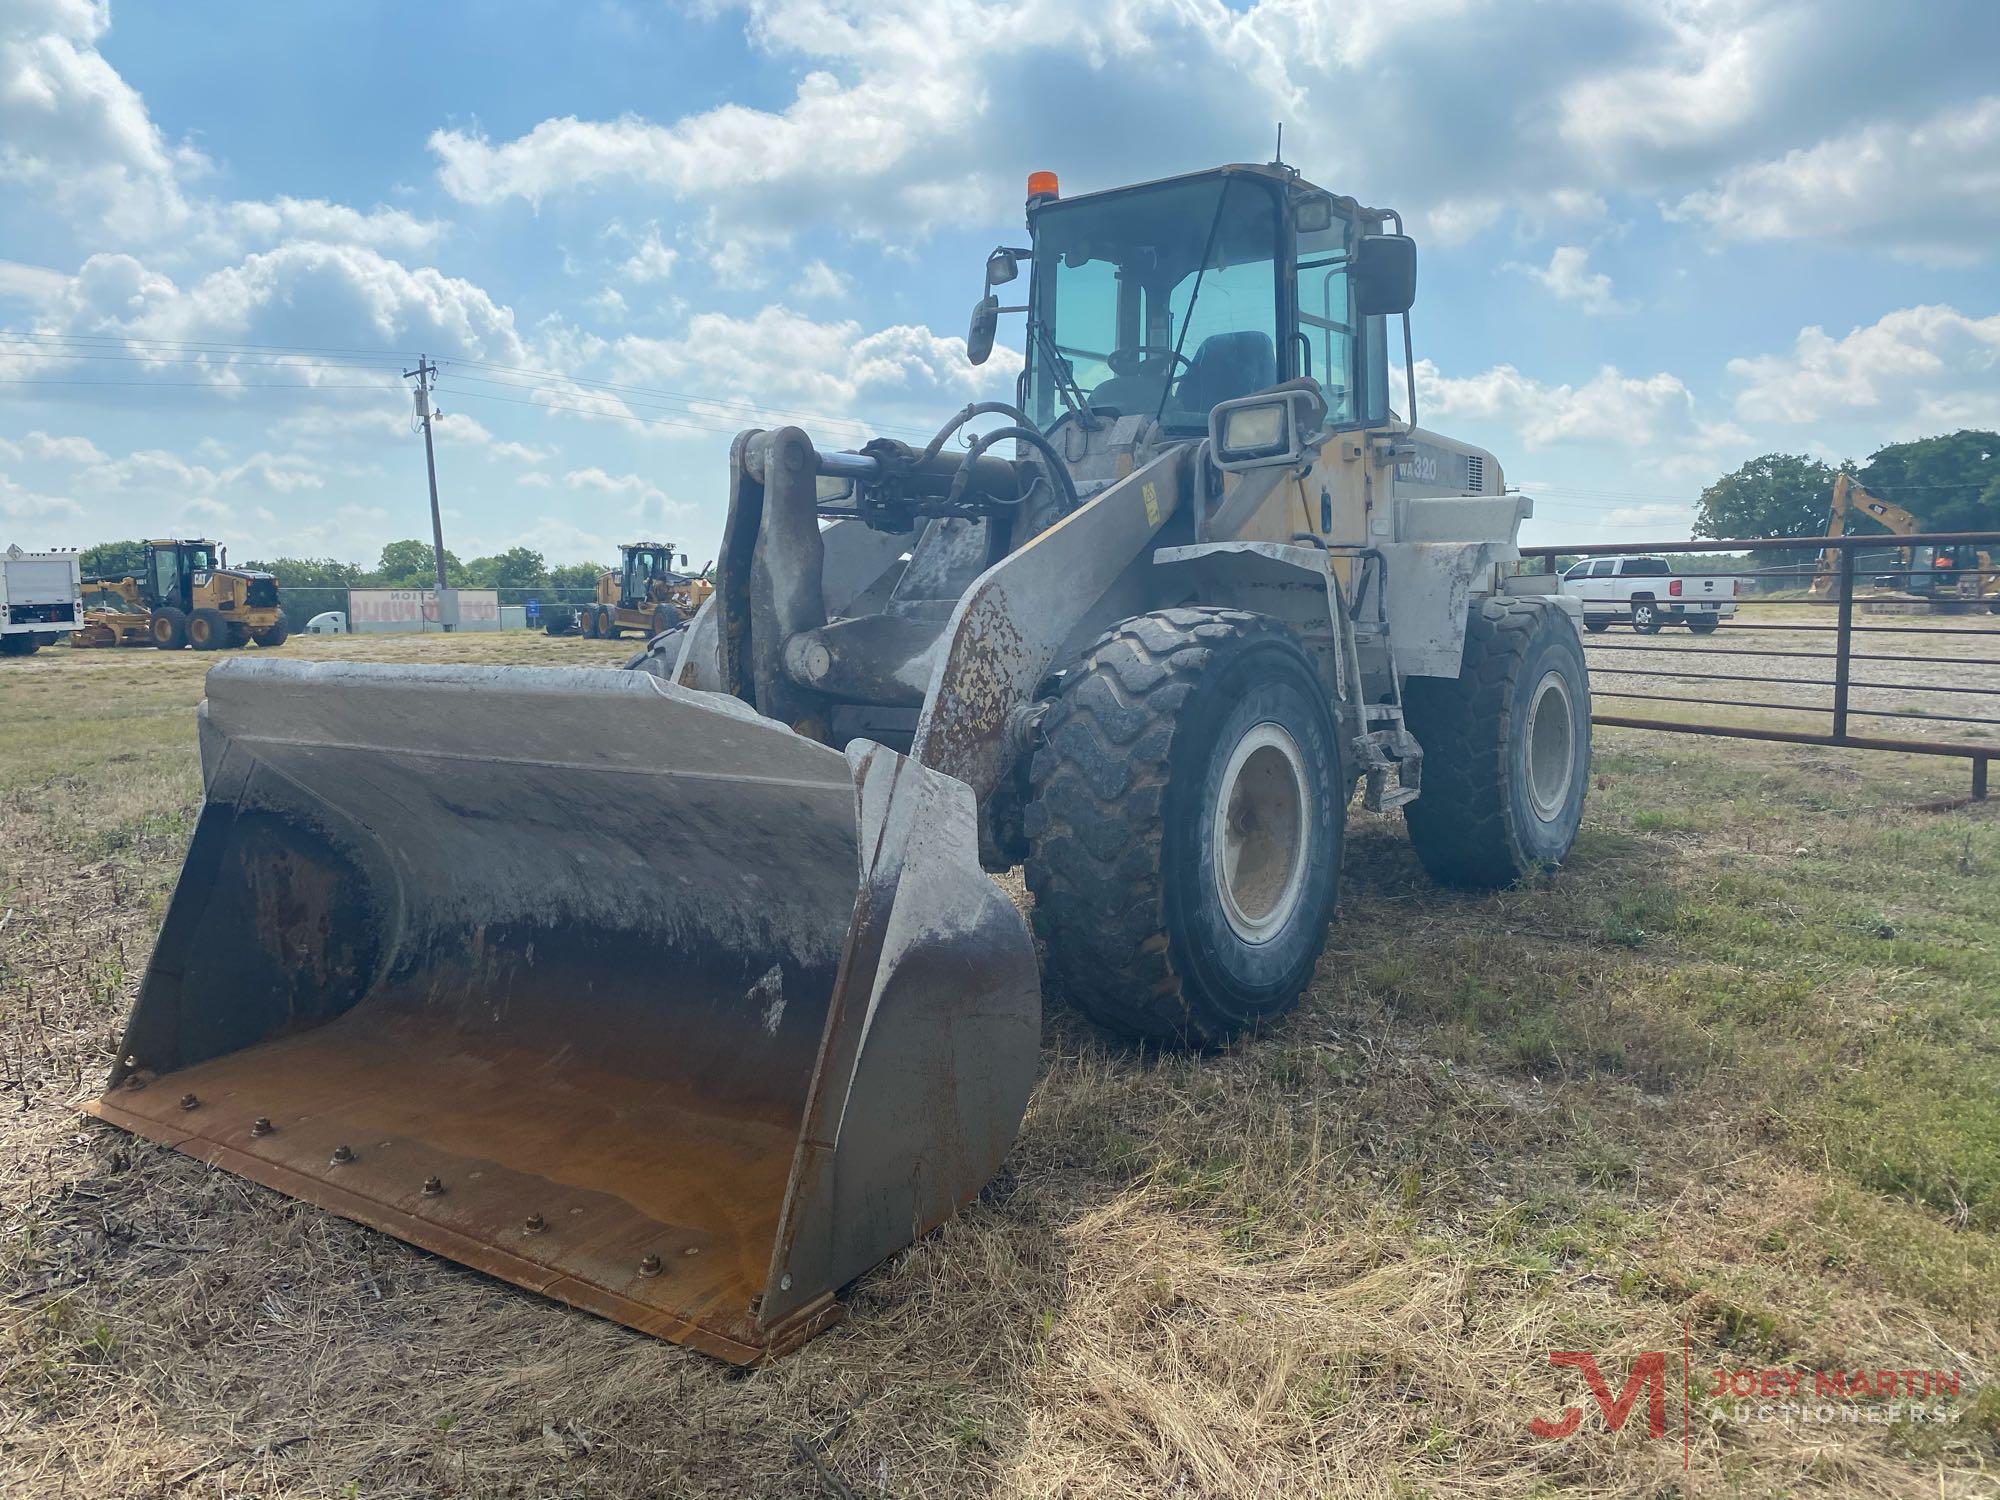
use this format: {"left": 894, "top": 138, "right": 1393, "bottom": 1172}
{"left": 966, "top": 293, "right": 999, "bottom": 366}
{"left": 985, "top": 248, "right": 1020, "bottom": 286}
{"left": 1352, "top": 233, "right": 1417, "bottom": 316}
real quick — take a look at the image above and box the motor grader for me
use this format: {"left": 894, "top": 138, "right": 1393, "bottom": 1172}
{"left": 72, "top": 538, "right": 288, "bottom": 650}
{"left": 547, "top": 541, "right": 715, "bottom": 638}
{"left": 90, "top": 163, "right": 1590, "bottom": 1364}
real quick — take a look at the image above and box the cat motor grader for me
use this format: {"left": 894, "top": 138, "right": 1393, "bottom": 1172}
{"left": 549, "top": 540, "right": 715, "bottom": 638}
{"left": 73, "top": 539, "right": 288, "bottom": 650}
{"left": 90, "top": 163, "right": 1589, "bottom": 1363}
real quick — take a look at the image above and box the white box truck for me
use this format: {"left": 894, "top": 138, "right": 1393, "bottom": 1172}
{"left": 1, "top": 545, "right": 83, "bottom": 657}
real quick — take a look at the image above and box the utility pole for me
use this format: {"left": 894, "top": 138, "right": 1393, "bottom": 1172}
{"left": 403, "top": 354, "right": 454, "bottom": 630}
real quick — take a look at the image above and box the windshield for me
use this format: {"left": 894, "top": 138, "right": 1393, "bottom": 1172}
{"left": 1027, "top": 176, "right": 1281, "bottom": 431}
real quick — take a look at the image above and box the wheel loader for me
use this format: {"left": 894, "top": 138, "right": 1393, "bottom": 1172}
{"left": 72, "top": 539, "right": 288, "bottom": 650}
{"left": 89, "top": 163, "right": 1590, "bottom": 1363}
{"left": 547, "top": 540, "right": 715, "bottom": 638}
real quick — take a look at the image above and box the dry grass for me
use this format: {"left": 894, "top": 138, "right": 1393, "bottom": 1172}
{"left": 2, "top": 631, "right": 1997, "bottom": 1497}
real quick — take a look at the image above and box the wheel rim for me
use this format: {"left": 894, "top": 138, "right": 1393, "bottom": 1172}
{"left": 1210, "top": 721, "right": 1312, "bottom": 945}
{"left": 1524, "top": 669, "right": 1577, "bottom": 822}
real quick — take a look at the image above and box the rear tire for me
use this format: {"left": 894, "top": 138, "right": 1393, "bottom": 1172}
{"left": 1025, "top": 607, "right": 1344, "bottom": 1045}
{"left": 250, "top": 613, "right": 289, "bottom": 648}
{"left": 1630, "top": 598, "right": 1662, "bottom": 634}
{"left": 0, "top": 633, "right": 37, "bottom": 657}
{"left": 1402, "top": 598, "right": 1590, "bottom": 889}
{"left": 188, "top": 607, "right": 230, "bottom": 650}
{"left": 151, "top": 608, "right": 188, "bottom": 650}
{"left": 652, "top": 603, "right": 675, "bottom": 635}
{"left": 1686, "top": 615, "right": 1720, "bottom": 635}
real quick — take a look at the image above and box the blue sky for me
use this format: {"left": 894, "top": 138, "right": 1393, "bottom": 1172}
{"left": 3, "top": 0, "right": 1997, "bottom": 565}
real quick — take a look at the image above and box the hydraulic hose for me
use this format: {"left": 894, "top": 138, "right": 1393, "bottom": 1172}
{"left": 946, "top": 424, "right": 1080, "bottom": 519}
{"left": 920, "top": 401, "right": 1036, "bottom": 463}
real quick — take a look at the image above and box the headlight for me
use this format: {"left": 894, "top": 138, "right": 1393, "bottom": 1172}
{"left": 1219, "top": 402, "right": 1289, "bottom": 460}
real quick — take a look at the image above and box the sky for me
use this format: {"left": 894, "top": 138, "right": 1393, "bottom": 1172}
{"left": 2, "top": 0, "right": 1998, "bottom": 566}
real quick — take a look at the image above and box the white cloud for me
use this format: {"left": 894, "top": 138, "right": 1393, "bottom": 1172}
{"left": 1670, "top": 96, "right": 2000, "bottom": 264}
{"left": 0, "top": 0, "right": 202, "bottom": 238}
{"left": 0, "top": 257, "right": 66, "bottom": 302}
{"left": 210, "top": 197, "right": 445, "bottom": 257}
{"left": 21, "top": 244, "right": 529, "bottom": 385}
{"left": 0, "top": 429, "right": 106, "bottom": 464}
{"left": 1505, "top": 245, "right": 1623, "bottom": 314}
{"left": 1417, "top": 359, "right": 1700, "bottom": 449}
{"left": 585, "top": 286, "right": 628, "bottom": 321}
{"left": 1728, "top": 305, "right": 2000, "bottom": 427}
{"left": 792, "top": 259, "right": 852, "bottom": 301}
{"left": 561, "top": 466, "right": 689, "bottom": 526}
{"left": 0, "top": 470, "right": 83, "bottom": 524}
{"left": 618, "top": 225, "right": 678, "bottom": 283}
{"left": 610, "top": 304, "right": 1020, "bottom": 421}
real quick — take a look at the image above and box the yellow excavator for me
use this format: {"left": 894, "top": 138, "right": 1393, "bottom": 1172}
{"left": 73, "top": 539, "right": 289, "bottom": 649}
{"left": 1808, "top": 474, "right": 1999, "bottom": 611}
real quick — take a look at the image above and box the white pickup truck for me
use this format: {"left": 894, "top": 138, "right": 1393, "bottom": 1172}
{"left": 1559, "top": 555, "right": 1742, "bottom": 634}
{"left": 1, "top": 545, "right": 83, "bottom": 657}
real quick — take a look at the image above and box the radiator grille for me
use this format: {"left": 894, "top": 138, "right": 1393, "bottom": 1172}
{"left": 1466, "top": 455, "right": 1485, "bottom": 493}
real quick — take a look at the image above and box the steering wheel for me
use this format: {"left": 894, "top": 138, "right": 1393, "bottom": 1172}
{"left": 1106, "top": 345, "right": 1192, "bottom": 378}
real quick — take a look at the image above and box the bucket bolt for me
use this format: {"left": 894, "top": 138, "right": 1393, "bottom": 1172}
{"left": 330, "top": 1144, "right": 355, "bottom": 1165}
{"left": 638, "top": 1253, "right": 662, "bottom": 1278}
{"left": 179, "top": 1093, "right": 200, "bottom": 1111}
{"left": 250, "top": 1117, "right": 272, "bottom": 1137}
{"left": 421, "top": 1176, "right": 443, "bottom": 1197}
{"left": 523, "top": 1213, "right": 546, "bottom": 1236}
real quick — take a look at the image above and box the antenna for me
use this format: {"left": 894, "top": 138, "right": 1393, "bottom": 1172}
{"left": 1273, "top": 122, "right": 1284, "bottom": 165}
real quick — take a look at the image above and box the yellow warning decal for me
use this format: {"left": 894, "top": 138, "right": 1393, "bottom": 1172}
{"left": 1142, "top": 481, "right": 1161, "bottom": 527}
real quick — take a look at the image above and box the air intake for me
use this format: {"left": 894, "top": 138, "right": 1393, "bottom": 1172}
{"left": 1466, "top": 455, "right": 1485, "bottom": 493}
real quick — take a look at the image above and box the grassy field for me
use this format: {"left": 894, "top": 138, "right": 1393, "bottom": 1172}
{"left": 1, "top": 631, "right": 1996, "bottom": 1498}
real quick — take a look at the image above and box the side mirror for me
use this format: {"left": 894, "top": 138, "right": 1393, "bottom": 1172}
{"left": 966, "top": 293, "right": 999, "bottom": 366}
{"left": 1352, "top": 233, "right": 1417, "bottom": 316}
{"left": 985, "top": 248, "right": 1020, "bottom": 286}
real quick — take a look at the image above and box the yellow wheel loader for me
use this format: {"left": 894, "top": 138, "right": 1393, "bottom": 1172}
{"left": 552, "top": 541, "right": 715, "bottom": 638}
{"left": 72, "top": 539, "right": 289, "bottom": 650}
{"left": 90, "top": 164, "right": 1591, "bottom": 1362}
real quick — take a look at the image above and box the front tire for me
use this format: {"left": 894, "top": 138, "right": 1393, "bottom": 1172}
{"left": 150, "top": 607, "right": 188, "bottom": 650}
{"left": 188, "top": 607, "right": 229, "bottom": 650}
{"left": 1025, "top": 608, "right": 1344, "bottom": 1045}
{"left": 1402, "top": 598, "right": 1590, "bottom": 889}
{"left": 1583, "top": 617, "right": 1611, "bottom": 633}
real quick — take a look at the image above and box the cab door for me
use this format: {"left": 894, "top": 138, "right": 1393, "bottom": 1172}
{"left": 148, "top": 546, "right": 181, "bottom": 610}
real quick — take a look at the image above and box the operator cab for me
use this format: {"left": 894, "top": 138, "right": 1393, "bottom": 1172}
{"left": 622, "top": 543, "right": 681, "bottom": 606}
{"left": 146, "top": 539, "right": 219, "bottom": 610}
{"left": 975, "top": 164, "right": 1416, "bottom": 438}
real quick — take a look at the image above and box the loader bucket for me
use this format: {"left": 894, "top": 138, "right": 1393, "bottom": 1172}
{"left": 86, "top": 660, "right": 1039, "bottom": 1363}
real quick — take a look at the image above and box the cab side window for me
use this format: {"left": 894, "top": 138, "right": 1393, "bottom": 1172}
{"left": 1588, "top": 560, "right": 1616, "bottom": 579}
{"left": 1293, "top": 220, "right": 1356, "bottom": 425}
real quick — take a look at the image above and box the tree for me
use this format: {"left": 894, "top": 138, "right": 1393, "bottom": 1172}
{"left": 79, "top": 540, "right": 150, "bottom": 580}
{"left": 1693, "top": 454, "right": 1847, "bottom": 542}
{"left": 547, "top": 560, "right": 609, "bottom": 601}
{"left": 1855, "top": 430, "right": 2000, "bottom": 533}
{"left": 463, "top": 546, "right": 549, "bottom": 592}
{"left": 240, "top": 557, "right": 364, "bottom": 593}
{"left": 368, "top": 540, "right": 465, "bottom": 589}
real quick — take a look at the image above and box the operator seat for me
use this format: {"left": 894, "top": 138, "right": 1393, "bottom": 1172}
{"left": 1173, "top": 331, "right": 1277, "bottom": 417}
